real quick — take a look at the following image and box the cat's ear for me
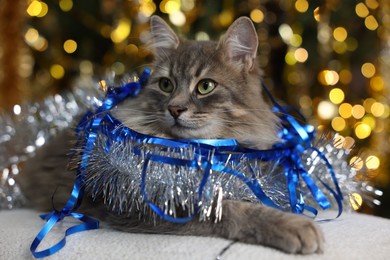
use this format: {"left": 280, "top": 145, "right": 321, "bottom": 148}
{"left": 150, "top": 16, "right": 180, "bottom": 50}
{"left": 218, "top": 17, "right": 258, "bottom": 71}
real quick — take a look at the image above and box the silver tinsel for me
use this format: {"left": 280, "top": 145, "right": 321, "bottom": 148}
{"left": 76, "top": 121, "right": 382, "bottom": 222}
{"left": 0, "top": 77, "right": 103, "bottom": 209}
{"left": 1, "top": 72, "right": 382, "bottom": 222}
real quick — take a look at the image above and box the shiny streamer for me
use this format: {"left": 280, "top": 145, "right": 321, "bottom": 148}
{"left": 28, "top": 68, "right": 378, "bottom": 257}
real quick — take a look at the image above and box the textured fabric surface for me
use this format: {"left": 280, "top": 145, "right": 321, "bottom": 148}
{"left": 1, "top": 209, "right": 389, "bottom": 260}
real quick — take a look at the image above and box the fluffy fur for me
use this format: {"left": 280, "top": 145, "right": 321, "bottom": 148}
{"left": 18, "top": 16, "right": 324, "bottom": 254}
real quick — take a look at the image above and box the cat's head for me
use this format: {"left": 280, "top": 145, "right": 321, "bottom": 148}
{"left": 117, "top": 16, "right": 279, "bottom": 149}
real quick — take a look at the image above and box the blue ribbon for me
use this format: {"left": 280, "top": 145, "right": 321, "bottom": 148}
{"left": 31, "top": 67, "right": 345, "bottom": 258}
{"left": 31, "top": 69, "right": 151, "bottom": 258}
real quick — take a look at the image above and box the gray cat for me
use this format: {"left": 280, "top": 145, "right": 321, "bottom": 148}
{"left": 18, "top": 16, "right": 324, "bottom": 255}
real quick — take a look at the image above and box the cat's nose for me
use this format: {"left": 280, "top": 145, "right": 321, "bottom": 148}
{"left": 168, "top": 105, "right": 187, "bottom": 119}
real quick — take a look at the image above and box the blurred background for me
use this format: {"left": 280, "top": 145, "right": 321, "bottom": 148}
{"left": 0, "top": 0, "right": 389, "bottom": 218}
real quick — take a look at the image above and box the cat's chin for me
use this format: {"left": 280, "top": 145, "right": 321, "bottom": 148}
{"left": 167, "top": 123, "right": 216, "bottom": 140}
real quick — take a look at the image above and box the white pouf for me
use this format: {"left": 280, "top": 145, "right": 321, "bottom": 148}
{"left": 1, "top": 209, "right": 389, "bottom": 260}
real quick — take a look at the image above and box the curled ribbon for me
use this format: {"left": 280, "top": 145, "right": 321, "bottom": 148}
{"left": 31, "top": 67, "right": 344, "bottom": 258}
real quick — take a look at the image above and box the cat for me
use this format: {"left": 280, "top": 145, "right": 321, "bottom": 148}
{"left": 18, "top": 16, "right": 324, "bottom": 255}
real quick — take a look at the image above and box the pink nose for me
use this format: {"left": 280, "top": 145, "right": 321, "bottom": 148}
{"left": 168, "top": 105, "right": 187, "bottom": 119}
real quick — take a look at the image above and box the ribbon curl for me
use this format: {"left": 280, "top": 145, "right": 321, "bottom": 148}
{"left": 31, "top": 68, "right": 344, "bottom": 258}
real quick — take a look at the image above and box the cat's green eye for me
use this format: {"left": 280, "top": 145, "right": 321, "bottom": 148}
{"left": 197, "top": 79, "right": 217, "bottom": 95}
{"left": 159, "top": 78, "right": 174, "bottom": 93}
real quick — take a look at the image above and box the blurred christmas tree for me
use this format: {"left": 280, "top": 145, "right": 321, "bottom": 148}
{"left": 0, "top": 0, "right": 388, "bottom": 217}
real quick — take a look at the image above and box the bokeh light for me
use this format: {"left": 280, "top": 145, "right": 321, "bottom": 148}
{"left": 111, "top": 18, "right": 131, "bottom": 43}
{"left": 295, "top": 0, "right": 309, "bottom": 13}
{"left": 349, "top": 193, "right": 363, "bottom": 210}
{"left": 63, "top": 39, "right": 77, "bottom": 54}
{"left": 339, "top": 103, "right": 353, "bottom": 119}
{"left": 370, "top": 76, "right": 384, "bottom": 91}
{"left": 50, "top": 64, "right": 65, "bottom": 79}
{"left": 27, "top": 1, "right": 48, "bottom": 17}
{"left": 329, "top": 88, "right": 345, "bottom": 104}
{"left": 318, "top": 101, "right": 337, "bottom": 120}
{"left": 361, "top": 62, "right": 376, "bottom": 78}
{"left": 352, "top": 104, "right": 365, "bottom": 119}
{"left": 318, "top": 70, "right": 339, "bottom": 86}
{"left": 350, "top": 156, "right": 364, "bottom": 170}
{"left": 250, "top": 9, "right": 264, "bottom": 23}
{"left": 333, "top": 27, "right": 348, "bottom": 42}
{"left": 331, "top": 117, "right": 346, "bottom": 131}
{"left": 365, "top": 15, "right": 379, "bottom": 31}
{"left": 294, "top": 48, "right": 308, "bottom": 63}
{"left": 355, "top": 123, "right": 371, "bottom": 139}
{"left": 355, "top": 3, "right": 369, "bottom": 18}
{"left": 366, "top": 155, "right": 380, "bottom": 170}
{"left": 59, "top": 0, "right": 73, "bottom": 12}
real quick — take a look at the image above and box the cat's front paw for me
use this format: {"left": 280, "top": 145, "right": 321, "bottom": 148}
{"left": 266, "top": 211, "right": 324, "bottom": 254}
{"left": 223, "top": 201, "right": 324, "bottom": 254}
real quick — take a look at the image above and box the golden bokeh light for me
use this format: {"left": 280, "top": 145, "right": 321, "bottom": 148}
{"left": 362, "top": 115, "right": 376, "bottom": 129}
{"left": 290, "top": 34, "right": 303, "bottom": 47}
{"left": 366, "top": 155, "right": 380, "bottom": 170}
{"left": 355, "top": 123, "right": 371, "bottom": 139}
{"left": 218, "top": 10, "right": 234, "bottom": 27}
{"left": 140, "top": 0, "right": 156, "bottom": 17}
{"left": 111, "top": 18, "right": 131, "bottom": 43}
{"left": 295, "top": 0, "right": 309, "bottom": 13}
{"left": 160, "top": 0, "right": 181, "bottom": 14}
{"left": 250, "top": 9, "right": 264, "bottom": 23}
{"left": 25, "top": 28, "right": 39, "bottom": 43}
{"left": 349, "top": 193, "right": 363, "bottom": 210}
{"left": 350, "top": 156, "right": 364, "bottom": 170}
{"left": 361, "top": 62, "right": 376, "bottom": 78}
{"left": 50, "top": 64, "right": 65, "bottom": 79}
{"left": 365, "top": 15, "right": 379, "bottom": 31}
{"left": 294, "top": 48, "right": 308, "bottom": 62}
{"left": 370, "top": 76, "right": 384, "bottom": 91}
{"left": 125, "top": 44, "right": 139, "bottom": 56}
{"left": 329, "top": 88, "right": 345, "bottom": 104}
{"left": 352, "top": 104, "right": 365, "bottom": 119}
{"left": 355, "top": 3, "right": 369, "bottom": 18}
{"left": 331, "top": 117, "right": 346, "bottom": 131}
{"left": 318, "top": 70, "right": 339, "bottom": 86}
{"left": 313, "top": 7, "right": 320, "bottom": 22}
{"left": 371, "top": 102, "right": 385, "bottom": 117}
{"left": 365, "top": 0, "right": 379, "bottom": 9}
{"left": 363, "top": 98, "right": 376, "bottom": 113}
{"left": 339, "top": 103, "right": 353, "bottom": 118}
{"left": 63, "top": 39, "right": 77, "bottom": 54}
{"left": 339, "top": 69, "right": 352, "bottom": 84}
{"left": 27, "top": 1, "right": 41, "bottom": 17}
{"left": 285, "top": 51, "right": 297, "bottom": 65}
{"left": 59, "top": 0, "right": 73, "bottom": 12}
{"left": 333, "top": 27, "right": 348, "bottom": 42}
{"left": 333, "top": 41, "right": 347, "bottom": 54}
{"left": 343, "top": 136, "right": 355, "bottom": 150}
{"left": 333, "top": 135, "right": 345, "bottom": 148}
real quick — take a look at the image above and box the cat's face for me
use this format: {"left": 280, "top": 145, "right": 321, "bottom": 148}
{"left": 115, "top": 16, "right": 279, "bottom": 149}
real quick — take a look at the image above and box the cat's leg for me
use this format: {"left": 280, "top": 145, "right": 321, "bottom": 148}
{"left": 17, "top": 130, "right": 77, "bottom": 211}
{"left": 218, "top": 200, "right": 324, "bottom": 254}
{"left": 104, "top": 200, "right": 324, "bottom": 255}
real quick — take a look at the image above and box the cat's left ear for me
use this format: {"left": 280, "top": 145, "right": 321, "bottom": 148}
{"left": 218, "top": 17, "right": 258, "bottom": 71}
{"left": 150, "top": 16, "right": 180, "bottom": 50}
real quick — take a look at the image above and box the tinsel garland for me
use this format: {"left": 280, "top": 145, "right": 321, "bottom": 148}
{"left": 0, "top": 77, "right": 104, "bottom": 209}
{"left": 0, "top": 69, "right": 382, "bottom": 258}
{"left": 68, "top": 68, "right": 378, "bottom": 222}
